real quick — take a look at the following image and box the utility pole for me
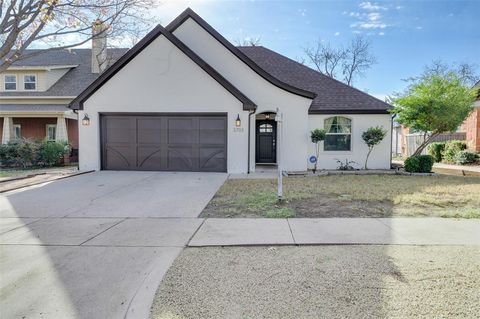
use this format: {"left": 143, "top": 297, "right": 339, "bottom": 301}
{"left": 275, "top": 108, "right": 283, "bottom": 201}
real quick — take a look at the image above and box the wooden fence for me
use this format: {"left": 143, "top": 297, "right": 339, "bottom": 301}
{"left": 405, "top": 132, "right": 466, "bottom": 156}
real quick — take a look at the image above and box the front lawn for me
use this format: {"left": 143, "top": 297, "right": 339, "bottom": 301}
{"left": 200, "top": 175, "right": 480, "bottom": 218}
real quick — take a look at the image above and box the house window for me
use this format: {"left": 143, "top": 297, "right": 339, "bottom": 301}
{"left": 324, "top": 116, "right": 352, "bottom": 151}
{"left": 259, "top": 123, "right": 273, "bottom": 133}
{"left": 4, "top": 74, "right": 16, "bottom": 90}
{"left": 46, "top": 124, "right": 56, "bottom": 141}
{"left": 14, "top": 124, "right": 22, "bottom": 139}
{"left": 24, "top": 75, "right": 36, "bottom": 90}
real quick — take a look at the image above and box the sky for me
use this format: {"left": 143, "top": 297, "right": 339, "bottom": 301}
{"left": 151, "top": 0, "right": 479, "bottom": 100}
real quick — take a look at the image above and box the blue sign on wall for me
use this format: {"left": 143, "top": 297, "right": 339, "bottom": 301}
{"left": 309, "top": 156, "right": 317, "bottom": 163}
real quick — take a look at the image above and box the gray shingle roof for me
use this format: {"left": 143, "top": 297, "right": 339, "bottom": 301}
{"left": 238, "top": 46, "right": 392, "bottom": 113}
{"left": 2, "top": 45, "right": 391, "bottom": 114}
{"left": 1, "top": 48, "right": 127, "bottom": 97}
{"left": 0, "top": 104, "right": 70, "bottom": 112}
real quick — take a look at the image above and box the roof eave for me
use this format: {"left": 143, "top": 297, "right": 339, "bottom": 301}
{"left": 308, "top": 108, "right": 391, "bottom": 114}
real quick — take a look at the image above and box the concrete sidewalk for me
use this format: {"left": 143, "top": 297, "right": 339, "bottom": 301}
{"left": 188, "top": 218, "right": 480, "bottom": 246}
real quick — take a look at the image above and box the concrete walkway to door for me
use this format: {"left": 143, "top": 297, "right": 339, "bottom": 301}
{"left": 0, "top": 171, "right": 227, "bottom": 319}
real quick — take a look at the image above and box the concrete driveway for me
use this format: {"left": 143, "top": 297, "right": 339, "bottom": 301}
{"left": 0, "top": 171, "right": 226, "bottom": 319}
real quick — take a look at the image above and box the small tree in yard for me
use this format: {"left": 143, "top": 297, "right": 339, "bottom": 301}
{"left": 362, "top": 126, "right": 387, "bottom": 169}
{"left": 310, "top": 129, "right": 326, "bottom": 173}
{"left": 390, "top": 62, "right": 477, "bottom": 156}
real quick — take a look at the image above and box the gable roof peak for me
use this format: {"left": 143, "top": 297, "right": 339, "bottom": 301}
{"left": 166, "top": 8, "right": 317, "bottom": 100}
{"left": 69, "top": 24, "right": 255, "bottom": 110}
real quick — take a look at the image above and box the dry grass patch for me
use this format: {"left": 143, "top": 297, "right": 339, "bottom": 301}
{"left": 201, "top": 175, "right": 480, "bottom": 218}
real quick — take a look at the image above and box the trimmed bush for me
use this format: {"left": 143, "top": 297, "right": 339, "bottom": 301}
{"left": 442, "top": 140, "right": 467, "bottom": 163}
{"left": 38, "top": 140, "right": 70, "bottom": 167}
{"left": 404, "top": 155, "right": 434, "bottom": 173}
{"left": 427, "top": 142, "right": 445, "bottom": 162}
{"left": 454, "top": 150, "right": 477, "bottom": 165}
{"left": 0, "top": 139, "right": 70, "bottom": 168}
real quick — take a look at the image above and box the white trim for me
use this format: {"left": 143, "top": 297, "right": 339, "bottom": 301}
{"left": 6, "top": 65, "right": 78, "bottom": 71}
{"left": 323, "top": 115, "right": 353, "bottom": 152}
{"left": 23, "top": 74, "right": 37, "bottom": 91}
{"left": 4, "top": 74, "right": 17, "bottom": 90}
{"left": 46, "top": 124, "right": 57, "bottom": 141}
{"left": 13, "top": 124, "right": 22, "bottom": 139}
{"left": 0, "top": 96, "right": 76, "bottom": 99}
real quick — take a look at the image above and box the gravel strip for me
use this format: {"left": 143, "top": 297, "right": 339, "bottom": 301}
{"left": 151, "top": 246, "right": 480, "bottom": 319}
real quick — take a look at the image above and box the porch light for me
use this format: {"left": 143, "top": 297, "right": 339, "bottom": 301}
{"left": 235, "top": 114, "right": 241, "bottom": 127}
{"left": 265, "top": 113, "right": 270, "bottom": 119}
{"left": 82, "top": 113, "right": 91, "bottom": 126}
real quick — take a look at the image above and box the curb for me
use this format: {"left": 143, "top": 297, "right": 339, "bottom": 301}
{"left": 0, "top": 170, "right": 94, "bottom": 193}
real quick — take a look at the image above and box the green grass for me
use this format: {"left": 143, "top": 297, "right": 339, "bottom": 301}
{"left": 204, "top": 175, "right": 480, "bottom": 218}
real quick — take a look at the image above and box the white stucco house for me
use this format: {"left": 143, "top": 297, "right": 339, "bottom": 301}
{"left": 69, "top": 8, "right": 392, "bottom": 173}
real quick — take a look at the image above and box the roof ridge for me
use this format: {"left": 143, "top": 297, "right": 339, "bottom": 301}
{"left": 254, "top": 46, "right": 392, "bottom": 109}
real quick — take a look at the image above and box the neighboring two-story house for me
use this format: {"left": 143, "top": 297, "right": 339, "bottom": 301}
{"left": 0, "top": 28, "right": 127, "bottom": 161}
{"left": 462, "top": 80, "right": 480, "bottom": 152}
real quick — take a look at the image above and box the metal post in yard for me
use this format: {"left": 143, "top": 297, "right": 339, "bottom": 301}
{"left": 275, "top": 108, "right": 283, "bottom": 201}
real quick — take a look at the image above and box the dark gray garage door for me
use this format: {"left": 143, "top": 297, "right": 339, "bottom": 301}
{"left": 101, "top": 114, "right": 227, "bottom": 172}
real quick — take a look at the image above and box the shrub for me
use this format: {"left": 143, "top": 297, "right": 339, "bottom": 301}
{"left": 427, "top": 142, "right": 445, "bottom": 162}
{"left": 454, "top": 150, "right": 477, "bottom": 165}
{"left": 404, "top": 155, "right": 434, "bottom": 173}
{"left": 37, "top": 140, "right": 71, "bottom": 167}
{"left": 0, "top": 139, "right": 70, "bottom": 168}
{"left": 442, "top": 140, "right": 467, "bottom": 163}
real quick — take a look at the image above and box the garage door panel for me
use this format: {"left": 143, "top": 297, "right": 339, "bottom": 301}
{"left": 137, "top": 146, "right": 165, "bottom": 169}
{"left": 104, "top": 145, "right": 136, "bottom": 170}
{"left": 167, "top": 147, "right": 195, "bottom": 171}
{"left": 102, "top": 114, "right": 227, "bottom": 172}
{"left": 105, "top": 117, "right": 136, "bottom": 144}
{"left": 199, "top": 147, "right": 226, "bottom": 172}
{"left": 137, "top": 118, "right": 164, "bottom": 144}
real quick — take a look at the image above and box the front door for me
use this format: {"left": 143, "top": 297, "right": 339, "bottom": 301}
{"left": 256, "top": 120, "right": 277, "bottom": 163}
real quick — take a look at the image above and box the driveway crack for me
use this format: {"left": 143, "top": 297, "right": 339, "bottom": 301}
{"left": 79, "top": 218, "right": 126, "bottom": 245}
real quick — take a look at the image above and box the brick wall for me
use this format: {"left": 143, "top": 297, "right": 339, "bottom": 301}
{"left": 464, "top": 107, "right": 480, "bottom": 152}
{"left": 67, "top": 118, "right": 79, "bottom": 149}
{"left": 13, "top": 117, "right": 57, "bottom": 140}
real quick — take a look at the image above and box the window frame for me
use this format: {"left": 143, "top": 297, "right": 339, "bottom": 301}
{"left": 4, "top": 74, "right": 17, "bottom": 91}
{"left": 23, "top": 74, "right": 37, "bottom": 91}
{"left": 323, "top": 116, "right": 353, "bottom": 152}
{"left": 46, "top": 124, "right": 57, "bottom": 141}
{"left": 13, "top": 124, "right": 22, "bottom": 140}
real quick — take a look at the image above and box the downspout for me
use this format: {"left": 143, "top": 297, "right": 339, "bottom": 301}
{"left": 247, "top": 110, "right": 256, "bottom": 174}
{"left": 72, "top": 109, "right": 80, "bottom": 171}
{"left": 390, "top": 114, "right": 394, "bottom": 169}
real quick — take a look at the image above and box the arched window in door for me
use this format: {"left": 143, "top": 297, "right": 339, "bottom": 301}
{"left": 259, "top": 123, "right": 273, "bottom": 133}
{"left": 324, "top": 116, "right": 352, "bottom": 151}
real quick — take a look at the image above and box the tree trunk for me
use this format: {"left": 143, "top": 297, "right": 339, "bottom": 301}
{"left": 412, "top": 132, "right": 440, "bottom": 156}
{"left": 364, "top": 147, "right": 373, "bottom": 170}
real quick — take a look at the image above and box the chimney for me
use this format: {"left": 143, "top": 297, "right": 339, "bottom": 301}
{"left": 92, "top": 19, "right": 108, "bottom": 74}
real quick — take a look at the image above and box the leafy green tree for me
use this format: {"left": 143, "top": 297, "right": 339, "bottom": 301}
{"left": 310, "top": 129, "right": 326, "bottom": 173}
{"left": 362, "top": 126, "right": 387, "bottom": 169}
{"left": 390, "top": 65, "right": 477, "bottom": 156}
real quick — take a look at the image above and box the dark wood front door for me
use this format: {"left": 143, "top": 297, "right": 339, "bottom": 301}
{"left": 256, "top": 120, "right": 277, "bottom": 163}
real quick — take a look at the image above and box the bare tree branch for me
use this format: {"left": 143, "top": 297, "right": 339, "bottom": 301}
{"left": 304, "top": 39, "right": 346, "bottom": 78}
{"left": 303, "top": 35, "right": 376, "bottom": 86}
{"left": 0, "top": 0, "right": 156, "bottom": 73}
{"left": 234, "top": 36, "right": 261, "bottom": 46}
